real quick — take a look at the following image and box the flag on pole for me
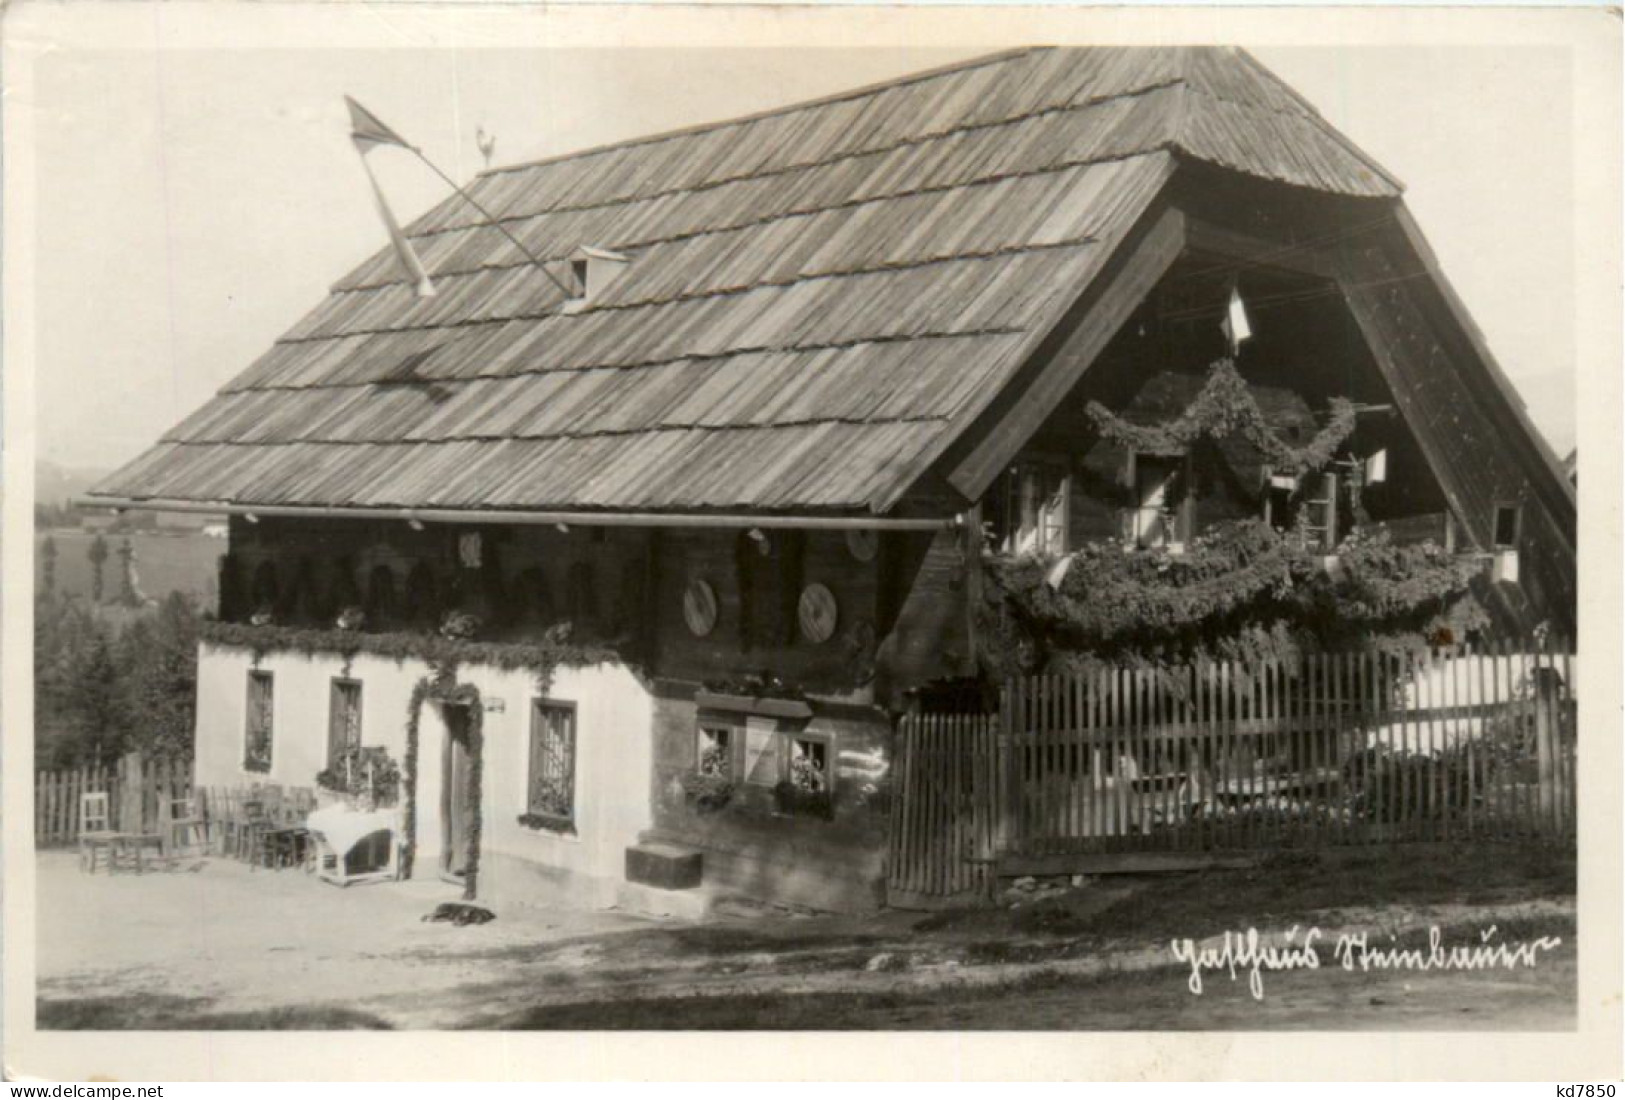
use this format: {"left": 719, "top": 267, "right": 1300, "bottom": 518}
{"left": 1363, "top": 448, "right": 1388, "bottom": 485}
{"left": 344, "top": 96, "right": 435, "bottom": 298}
{"left": 346, "top": 96, "right": 414, "bottom": 153}
{"left": 1220, "top": 282, "right": 1252, "bottom": 354}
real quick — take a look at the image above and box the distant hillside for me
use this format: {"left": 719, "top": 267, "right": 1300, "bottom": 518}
{"left": 37, "top": 460, "right": 111, "bottom": 508}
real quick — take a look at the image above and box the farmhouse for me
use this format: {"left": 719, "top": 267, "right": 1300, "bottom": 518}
{"left": 88, "top": 47, "right": 1576, "bottom": 912}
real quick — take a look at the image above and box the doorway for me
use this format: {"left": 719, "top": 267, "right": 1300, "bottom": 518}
{"left": 439, "top": 702, "right": 473, "bottom": 881}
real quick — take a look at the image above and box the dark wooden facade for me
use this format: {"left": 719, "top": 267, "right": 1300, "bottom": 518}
{"left": 219, "top": 515, "right": 974, "bottom": 705}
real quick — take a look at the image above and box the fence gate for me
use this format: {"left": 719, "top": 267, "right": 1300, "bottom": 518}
{"left": 886, "top": 712, "right": 1001, "bottom": 909}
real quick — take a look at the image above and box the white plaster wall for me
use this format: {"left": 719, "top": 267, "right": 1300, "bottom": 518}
{"left": 194, "top": 644, "right": 419, "bottom": 790}
{"left": 193, "top": 643, "right": 653, "bottom": 905}
{"left": 438, "top": 662, "right": 654, "bottom": 906}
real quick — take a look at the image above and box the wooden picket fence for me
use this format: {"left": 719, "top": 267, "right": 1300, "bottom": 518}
{"left": 35, "top": 753, "right": 194, "bottom": 845}
{"left": 887, "top": 641, "right": 1577, "bottom": 908}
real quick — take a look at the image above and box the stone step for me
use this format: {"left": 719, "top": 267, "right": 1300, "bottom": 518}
{"left": 624, "top": 842, "right": 703, "bottom": 890}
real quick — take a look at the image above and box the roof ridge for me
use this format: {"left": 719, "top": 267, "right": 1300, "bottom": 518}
{"left": 477, "top": 47, "right": 1041, "bottom": 181}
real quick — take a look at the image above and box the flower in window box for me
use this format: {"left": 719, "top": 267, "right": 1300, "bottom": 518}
{"left": 250, "top": 608, "right": 275, "bottom": 627}
{"left": 335, "top": 605, "right": 367, "bottom": 632}
{"left": 698, "top": 742, "right": 731, "bottom": 779}
{"left": 788, "top": 747, "right": 827, "bottom": 793}
{"left": 772, "top": 780, "right": 834, "bottom": 820}
{"left": 439, "top": 610, "right": 481, "bottom": 640}
{"left": 530, "top": 776, "right": 572, "bottom": 820}
{"left": 681, "top": 772, "right": 735, "bottom": 813}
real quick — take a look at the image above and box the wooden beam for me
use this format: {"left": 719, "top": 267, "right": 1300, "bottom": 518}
{"left": 79, "top": 496, "right": 958, "bottom": 532}
{"left": 1339, "top": 275, "right": 1482, "bottom": 550}
{"left": 1184, "top": 217, "right": 1340, "bottom": 281}
{"left": 946, "top": 206, "right": 1188, "bottom": 503}
{"left": 997, "top": 851, "right": 1258, "bottom": 877}
{"left": 1337, "top": 248, "right": 1551, "bottom": 633}
{"left": 1388, "top": 204, "right": 1575, "bottom": 519}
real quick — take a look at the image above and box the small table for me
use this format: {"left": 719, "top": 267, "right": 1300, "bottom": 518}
{"left": 306, "top": 805, "right": 401, "bottom": 887}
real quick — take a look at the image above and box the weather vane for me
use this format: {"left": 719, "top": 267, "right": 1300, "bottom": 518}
{"left": 476, "top": 125, "right": 496, "bottom": 171}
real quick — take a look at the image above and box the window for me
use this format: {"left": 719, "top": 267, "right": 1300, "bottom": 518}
{"left": 786, "top": 736, "right": 829, "bottom": 794}
{"left": 1130, "top": 454, "right": 1185, "bottom": 549}
{"left": 244, "top": 671, "right": 274, "bottom": 773}
{"left": 365, "top": 564, "right": 397, "bottom": 623}
{"left": 526, "top": 701, "right": 577, "bottom": 832}
{"left": 697, "top": 725, "right": 733, "bottom": 778}
{"left": 250, "top": 562, "right": 279, "bottom": 614}
{"left": 567, "top": 561, "right": 598, "bottom": 629}
{"left": 1493, "top": 504, "right": 1521, "bottom": 550}
{"left": 564, "top": 245, "right": 631, "bottom": 311}
{"left": 989, "top": 462, "right": 1069, "bottom": 556}
{"left": 735, "top": 531, "right": 805, "bottom": 650}
{"left": 328, "top": 679, "right": 363, "bottom": 767}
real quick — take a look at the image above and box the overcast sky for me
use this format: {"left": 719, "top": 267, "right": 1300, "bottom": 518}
{"left": 31, "top": 44, "right": 1576, "bottom": 473}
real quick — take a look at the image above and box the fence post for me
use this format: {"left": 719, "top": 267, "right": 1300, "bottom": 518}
{"left": 1533, "top": 661, "right": 1559, "bottom": 833}
{"left": 118, "top": 751, "right": 145, "bottom": 834}
{"left": 1000, "top": 678, "right": 1022, "bottom": 855}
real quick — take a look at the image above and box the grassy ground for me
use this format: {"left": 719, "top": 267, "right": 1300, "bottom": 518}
{"left": 470, "top": 845, "right": 1577, "bottom": 1030}
{"left": 36, "top": 996, "right": 393, "bottom": 1031}
{"left": 38, "top": 530, "right": 222, "bottom": 603}
{"left": 914, "top": 842, "right": 1576, "bottom": 945}
{"left": 485, "top": 918, "right": 1577, "bottom": 1030}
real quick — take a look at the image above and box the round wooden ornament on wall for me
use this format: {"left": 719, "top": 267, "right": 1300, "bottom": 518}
{"left": 798, "top": 583, "right": 839, "bottom": 644}
{"left": 845, "top": 529, "right": 879, "bottom": 562}
{"left": 682, "top": 578, "right": 719, "bottom": 638}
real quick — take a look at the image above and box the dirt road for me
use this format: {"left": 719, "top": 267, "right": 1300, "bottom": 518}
{"left": 33, "top": 849, "right": 1576, "bottom": 1031}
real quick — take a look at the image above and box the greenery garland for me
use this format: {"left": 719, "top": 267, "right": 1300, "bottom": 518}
{"left": 401, "top": 677, "right": 430, "bottom": 881}
{"left": 979, "top": 519, "right": 1485, "bottom": 675}
{"left": 198, "top": 620, "right": 620, "bottom": 686}
{"left": 399, "top": 665, "right": 484, "bottom": 900}
{"left": 1085, "top": 359, "right": 1357, "bottom": 475}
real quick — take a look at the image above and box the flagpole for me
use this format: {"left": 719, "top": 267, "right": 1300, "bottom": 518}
{"left": 356, "top": 152, "right": 437, "bottom": 299}
{"left": 345, "top": 95, "right": 574, "bottom": 299}
{"left": 408, "top": 148, "right": 575, "bottom": 298}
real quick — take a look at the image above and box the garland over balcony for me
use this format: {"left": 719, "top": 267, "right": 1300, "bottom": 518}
{"left": 978, "top": 520, "right": 1488, "bottom": 675}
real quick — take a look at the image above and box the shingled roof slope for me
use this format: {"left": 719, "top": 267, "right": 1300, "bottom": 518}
{"left": 93, "top": 46, "right": 1401, "bottom": 515}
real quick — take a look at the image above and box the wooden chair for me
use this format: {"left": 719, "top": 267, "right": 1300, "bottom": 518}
{"left": 266, "top": 793, "right": 311, "bottom": 870}
{"left": 220, "top": 789, "right": 249, "bottom": 857}
{"left": 78, "top": 792, "right": 124, "bottom": 874}
{"left": 239, "top": 798, "right": 274, "bottom": 867}
{"left": 167, "top": 796, "right": 209, "bottom": 859}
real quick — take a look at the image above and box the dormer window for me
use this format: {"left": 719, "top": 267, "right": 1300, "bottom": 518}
{"left": 563, "top": 245, "right": 630, "bottom": 313}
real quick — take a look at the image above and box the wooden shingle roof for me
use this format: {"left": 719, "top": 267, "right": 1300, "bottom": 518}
{"left": 94, "top": 46, "right": 1400, "bottom": 516}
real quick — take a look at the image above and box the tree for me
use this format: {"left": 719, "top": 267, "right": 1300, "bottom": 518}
{"left": 117, "top": 592, "right": 200, "bottom": 760}
{"left": 87, "top": 535, "right": 109, "bottom": 603}
{"left": 35, "top": 589, "right": 201, "bottom": 769}
{"left": 34, "top": 592, "right": 95, "bottom": 769}
{"left": 41, "top": 536, "right": 57, "bottom": 596}
{"left": 69, "top": 633, "right": 130, "bottom": 766}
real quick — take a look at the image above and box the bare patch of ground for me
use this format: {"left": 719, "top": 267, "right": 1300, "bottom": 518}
{"left": 34, "top": 843, "right": 1576, "bottom": 1031}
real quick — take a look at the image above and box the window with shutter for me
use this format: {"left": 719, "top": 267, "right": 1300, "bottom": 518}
{"left": 987, "top": 462, "right": 1070, "bottom": 556}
